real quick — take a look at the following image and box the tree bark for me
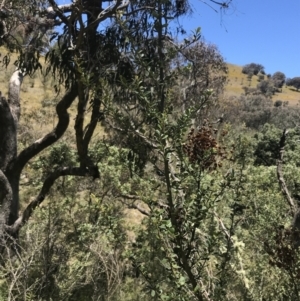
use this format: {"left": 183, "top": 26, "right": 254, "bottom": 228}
{"left": 0, "top": 77, "right": 79, "bottom": 234}
{"left": 0, "top": 72, "right": 20, "bottom": 230}
{"left": 0, "top": 0, "right": 126, "bottom": 237}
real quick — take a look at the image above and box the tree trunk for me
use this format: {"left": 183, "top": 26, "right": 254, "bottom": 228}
{"left": 0, "top": 71, "right": 23, "bottom": 236}
{"left": 0, "top": 0, "right": 122, "bottom": 241}
{"left": 0, "top": 66, "right": 83, "bottom": 239}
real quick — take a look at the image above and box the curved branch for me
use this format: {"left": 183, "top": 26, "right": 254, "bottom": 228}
{"left": 47, "top": 1, "right": 73, "bottom": 25}
{"left": 118, "top": 194, "right": 150, "bottom": 216}
{"left": 83, "top": 98, "right": 101, "bottom": 149}
{"left": 75, "top": 81, "right": 88, "bottom": 167}
{"left": 8, "top": 84, "right": 78, "bottom": 175}
{"left": 6, "top": 166, "right": 98, "bottom": 234}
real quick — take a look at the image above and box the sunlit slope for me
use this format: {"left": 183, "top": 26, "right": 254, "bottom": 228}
{"left": 1, "top": 47, "right": 299, "bottom": 109}
{"left": 0, "top": 47, "right": 55, "bottom": 111}
{"left": 225, "top": 63, "right": 300, "bottom": 104}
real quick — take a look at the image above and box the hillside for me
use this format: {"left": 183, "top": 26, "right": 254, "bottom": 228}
{"left": 0, "top": 49, "right": 53, "bottom": 110}
{"left": 225, "top": 63, "right": 300, "bottom": 104}
{"left": 2, "top": 36, "right": 300, "bottom": 301}
{"left": 1, "top": 48, "right": 300, "bottom": 109}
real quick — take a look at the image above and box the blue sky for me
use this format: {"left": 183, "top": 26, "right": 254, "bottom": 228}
{"left": 56, "top": 0, "right": 299, "bottom": 78}
{"left": 179, "top": 0, "right": 300, "bottom": 78}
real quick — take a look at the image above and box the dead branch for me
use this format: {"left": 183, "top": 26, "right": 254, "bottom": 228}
{"left": 6, "top": 166, "right": 99, "bottom": 234}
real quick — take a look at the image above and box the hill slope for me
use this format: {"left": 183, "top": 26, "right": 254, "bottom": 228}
{"left": 1, "top": 47, "right": 299, "bottom": 109}
{"left": 225, "top": 63, "right": 300, "bottom": 104}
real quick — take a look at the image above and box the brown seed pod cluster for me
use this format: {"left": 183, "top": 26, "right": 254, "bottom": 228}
{"left": 183, "top": 121, "right": 227, "bottom": 170}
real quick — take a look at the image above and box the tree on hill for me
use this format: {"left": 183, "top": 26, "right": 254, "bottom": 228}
{"left": 174, "top": 40, "right": 227, "bottom": 115}
{"left": 286, "top": 77, "right": 300, "bottom": 91}
{"left": 272, "top": 71, "right": 286, "bottom": 90}
{"left": 257, "top": 79, "right": 276, "bottom": 97}
{"left": 242, "top": 63, "right": 264, "bottom": 75}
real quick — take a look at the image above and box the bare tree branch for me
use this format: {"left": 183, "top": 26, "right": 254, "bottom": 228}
{"left": 46, "top": 1, "right": 73, "bottom": 25}
{"left": 8, "top": 84, "right": 78, "bottom": 175}
{"left": 83, "top": 98, "right": 102, "bottom": 147}
{"left": 106, "top": 120, "right": 160, "bottom": 150}
{"left": 118, "top": 194, "right": 150, "bottom": 216}
{"left": 126, "top": 203, "right": 150, "bottom": 216}
{"left": 6, "top": 166, "right": 99, "bottom": 234}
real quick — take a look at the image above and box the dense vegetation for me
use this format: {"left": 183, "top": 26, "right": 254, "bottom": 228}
{"left": 1, "top": 0, "right": 300, "bottom": 300}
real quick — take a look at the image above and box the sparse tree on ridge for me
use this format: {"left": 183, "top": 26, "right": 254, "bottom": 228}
{"left": 272, "top": 71, "right": 286, "bottom": 91}
{"left": 242, "top": 62, "right": 264, "bottom": 75}
{"left": 286, "top": 77, "right": 300, "bottom": 91}
{"left": 257, "top": 79, "right": 276, "bottom": 97}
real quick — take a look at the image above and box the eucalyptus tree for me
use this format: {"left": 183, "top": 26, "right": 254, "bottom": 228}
{"left": 0, "top": 0, "right": 251, "bottom": 299}
{"left": 0, "top": 0, "right": 234, "bottom": 240}
{"left": 0, "top": 0, "right": 125, "bottom": 240}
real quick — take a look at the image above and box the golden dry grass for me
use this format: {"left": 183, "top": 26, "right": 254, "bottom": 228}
{"left": 0, "top": 47, "right": 107, "bottom": 138}
{"left": 225, "top": 63, "right": 300, "bottom": 105}
{"left": 0, "top": 48, "right": 52, "bottom": 110}
{"left": 1, "top": 47, "right": 300, "bottom": 118}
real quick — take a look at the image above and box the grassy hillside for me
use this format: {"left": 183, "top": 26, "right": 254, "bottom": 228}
{"left": 0, "top": 47, "right": 106, "bottom": 137}
{"left": 1, "top": 47, "right": 300, "bottom": 110}
{"left": 225, "top": 63, "right": 300, "bottom": 104}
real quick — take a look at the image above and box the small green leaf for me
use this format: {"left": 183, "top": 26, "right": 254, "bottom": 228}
{"left": 178, "top": 276, "right": 186, "bottom": 286}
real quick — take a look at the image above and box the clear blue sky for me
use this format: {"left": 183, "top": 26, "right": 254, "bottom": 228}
{"left": 179, "top": 0, "right": 300, "bottom": 78}
{"left": 57, "top": 0, "right": 299, "bottom": 78}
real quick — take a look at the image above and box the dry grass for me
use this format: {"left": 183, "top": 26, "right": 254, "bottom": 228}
{"left": 0, "top": 48, "right": 52, "bottom": 109}
{"left": 225, "top": 63, "right": 300, "bottom": 105}
{"left": 2, "top": 50, "right": 299, "bottom": 229}
{"left": 0, "top": 47, "right": 107, "bottom": 138}
{"left": 2, "top": 46, "right": 300, "bottom": 110}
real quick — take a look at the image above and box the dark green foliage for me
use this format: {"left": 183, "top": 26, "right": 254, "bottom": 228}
{"left": 31, "top": 142, "right": 77, "bottom": 178}
{"left": 272, "top": 71, "right": 286, "bottom": 90}
{"left": 257, "top": 79, "right": 276, "bottom": 97}
{"left": 225, "top": 93, "right": 300, "bottom": 130}
{"left": 3, "top": 0, "right": 300, "bottom": 300}
{"left": 254, "top": 124, "right": 300, "bottom": 166}
{"left": 274, "top": 100, "right": 283, "bottom": 107}
{"left": 269, "top": 104, "right": 300, "bottom": 128}
{"left": 286, "top": 77, "right": 300, "bottom": 91}
{"left": 253, "top": 124, "right": 282, "bottom": 166}
{"left": 242, "top": 63, "right": 264, "bottom": 75}
{"left": 230, "top": 94, "right": 272, "bottom": 129}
